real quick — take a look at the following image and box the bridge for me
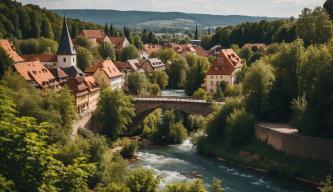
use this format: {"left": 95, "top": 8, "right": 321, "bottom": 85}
{"left": 132, "top": 96, "right": 213, "bottom": 116}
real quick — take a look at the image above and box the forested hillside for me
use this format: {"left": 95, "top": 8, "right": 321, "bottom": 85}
{"left": 52, "top": 9, "right": 278, "bottom": 31}
{"left": 0, "top": 0, "right": 100, "bottom": 41}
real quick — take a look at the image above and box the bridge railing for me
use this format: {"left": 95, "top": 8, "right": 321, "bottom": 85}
{"left": 132, "top": 96, "right": 209, "bottom": 103}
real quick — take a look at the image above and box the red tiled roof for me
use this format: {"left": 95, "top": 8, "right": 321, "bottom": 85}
{"left": 67, "top": 75, "right": 100, "bottom": 96}
{"left": 115, "top": 61, "right": 132, "bottom": 72}
{"left": 110, "top": 37, "right": 127, "bottom": 49}
{"left": 49, "top": 67, "right": 68, "bottom": 80}
{"left": 22, "top": 54, "right": 57, "bottom": 63}
{"left": 144, "top": 44, "right": 161, "bottom": 55}
{"left": 0, "top": 39, "right": 25, "bottom": 62}
{"left": 194, "top": 47, "right": 209, "bottom": 57}
{"left": 207, "top": 49, "right": 243, "bottom": 76}
{"left": 179, "top": 44, "right": 196, "bottom": 53}
{"left": 13, "top": 61, "right": 58, "bottom": 88}
{"left": 85, "top": 60, "right": 123, "bottom": 79}
{"left": 80, "top": 30, "right": 104, "bottom": 39}
{"left": 219, "top": 49, "right": 243, "bottom": 68}
{"left": 207, "top": 60, "right": 235, "bottom": 76}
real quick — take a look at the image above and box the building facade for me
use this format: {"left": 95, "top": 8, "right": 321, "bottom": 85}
{"left": 205, "top": 49, "right": 243, "bottom": 94}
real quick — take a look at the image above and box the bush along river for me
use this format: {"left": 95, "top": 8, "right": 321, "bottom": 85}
{"left": 130, "top": 90, "right": 316, "bottom": 191}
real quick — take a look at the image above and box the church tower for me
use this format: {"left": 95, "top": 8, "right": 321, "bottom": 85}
{"left": 57, "top": 17, "right": 77, "bottom": 68}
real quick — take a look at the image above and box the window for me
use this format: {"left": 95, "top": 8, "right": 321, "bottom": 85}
{"left": 210, "top": 81, "right": 214, "bottom": 86}
{"left": 63, "top": 58, "right": 66, "bottom": 62}
{"left": 73, "top": 58, "right": 75, "bottom": 62}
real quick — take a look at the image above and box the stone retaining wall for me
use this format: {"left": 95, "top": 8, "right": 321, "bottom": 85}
{"left": 255, "top": 123, "right": 333, "bottom": 161}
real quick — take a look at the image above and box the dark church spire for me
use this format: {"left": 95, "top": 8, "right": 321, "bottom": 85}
{"left": 57, "top": 17, "right": 76, "bottom": 55}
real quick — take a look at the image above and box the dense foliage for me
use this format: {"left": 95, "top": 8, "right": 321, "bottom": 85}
{"left": 0, "top": 0, "right": 99, "bottom": 40}
{"left": 96, "top": 88, "right": 135, "bottom": 138}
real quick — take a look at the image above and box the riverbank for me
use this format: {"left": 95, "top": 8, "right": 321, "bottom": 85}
{"left": 197, "top": 138, "right": 332, "bottom": 188}
{"left": 130, "top": 139, "right": 317, "bottom": 191}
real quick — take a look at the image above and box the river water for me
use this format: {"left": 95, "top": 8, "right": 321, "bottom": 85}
{"left": 131, "top": 140, "right": 314, "bottom": 192}
{"left": 131, "top": 90, "right": 315, "bottom": 191}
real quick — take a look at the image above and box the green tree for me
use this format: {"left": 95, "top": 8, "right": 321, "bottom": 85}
{"left": 120, "top": 138, "right": 138, "bottom": 158}
{"left": 206, "top": 98, "right": 243, "bottom": 141}
{"left": 149, "top": 70, "right": 169, "bottom": 89}
{"left": 0, "top": 47, "right": 14, "bottom": 77}
{"left": 324, "top": 0, "right": 333, "bottom": 20}
{"left": 238, "top": 47, "right": 254, "bottom": 64}
{"left": 296, "top": 7, "right": 333, "bottom": 45}
{"left": 193, "top": 88, "right": 210, "bottom": 100}
{"left": 185, "top": 56, "right": 210, "bottom": 95}
{"left": 0, "top": 89, "right": 95, "bottom": 191}
{"left": 40, "top": 17, "right": 54, "bottom": 39}
{"left": 268, "top": 39, "right": 305, "bottom": 121}
{"left": 76, "top": 46, "right": 94, "bottom": 70}
{"left": 74, "top": 35, "right": 92, "bottom": 49}
{"left": 104, "top": 23, "right": 109, "bottom": 36}
{"left": 120, "top": 44, "right": 139, "bottom": 61}
{"left": 150, "top": 48, "right": 178, "bottom": 63}
{"left": 225, "top": 108, "right": 255, "bottom": 147}
{"left": 243, "top": 61, "right": 275, "bottom": 118}
{"left": 98, "top": 42, "right": 116, "bottom": 61}
{"left": 132, "top": 35, "right": 144, "bottom": 50}
{"left": 167, "top": 57, "right": 189, "bottom": 89}
{"left": 201, "top": 35, "right": 211, "bottom": 50}
{"left": 126, "top": 167, "right": 160, "bottom": 192}
{"left": 96, "top": 88, "right": 135, "bottom": 138}
{"left": 169, "top": 123, "right": 188, "bottom": 144}
{"left": 123, "top": 26, "right": 130, "bottom": 40}
{"left": 127, "top": 72, "right": 149, "bottom": 95}
{"left": 194, "top": 25, "right": 199, "bottom": 40}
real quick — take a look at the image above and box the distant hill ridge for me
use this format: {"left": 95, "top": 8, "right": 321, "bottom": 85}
{"left": 53, "top": 9, "right": 279, "bottom": 30}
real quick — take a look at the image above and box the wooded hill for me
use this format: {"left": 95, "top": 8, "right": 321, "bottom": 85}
{"left": 0, "top": 0, "right": 100, "bottom": 41}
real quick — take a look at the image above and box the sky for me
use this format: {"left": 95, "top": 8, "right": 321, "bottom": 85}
{"left": 17, "top": 0, "right": 326, "bottom": 17}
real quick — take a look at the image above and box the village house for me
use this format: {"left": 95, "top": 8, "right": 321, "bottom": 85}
{"left": 143, "top": 44, "right": 161, "bottom": 55}
{"left": 209, "top": 45, "right": 223, "bottom": 56}
{"left": 205, "top": 49, "right": 243, "bottom": 93}
{"left": 66, "top": 76, "right": 100, "bottom": 114}
{"left": 110, "top": 36, "right": 130, "bottom": 50}
{"left": 0, "top": 39, "right": 25, "bottom": 63}
{"left": 22, "top": 54, "right": 58, "bottom": 68}
{"left": 85, "top": 60, "right": 125, "bottom": 89}
{"left": 80, "top": 29, "right": 110, "bottom": 46}
{"left": 13, "top": 61, "right": 61, "bottom": 91}
{"left": 0, "top": 39, "right": 61, "bottom": 91}
{"left": 139, "top": 58, "right": 166, "bottom": 73}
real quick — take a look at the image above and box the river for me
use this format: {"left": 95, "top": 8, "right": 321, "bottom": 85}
{"left": 130, "top": 90, "right": 315, "bottom": 191}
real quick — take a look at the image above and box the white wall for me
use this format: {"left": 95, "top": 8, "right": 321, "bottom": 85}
{"left": 57, "top": 55, "right": 77, "bottom": 68}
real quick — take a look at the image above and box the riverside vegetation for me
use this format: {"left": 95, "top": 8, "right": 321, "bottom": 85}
{"left": 1, "top": 0, "right": 333, "bottom": 191}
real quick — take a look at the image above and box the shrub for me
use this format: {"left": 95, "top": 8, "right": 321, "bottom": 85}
{"left": 193, "top": 88, "right": 210, "bottom": 100}
{"left": 169, "top": 123, "right": 188, "bottom": 144}
{"left": 290, "top": 95, "right": 307, "bottom": 130}
{"left": 319, "top": 176, "right": 333, "bottom": 192}
{"left": 126, "top": 167, "right": 160, "bottom": 192}
{"left": 164, "top": 179, "right": 208, "bottom": 192}
{"left": 120, "top": 138, "right": 138, "bottom": 158}
{"left": 206, "top": 97, "right": 243, "bottom": 141}
{"left": 226, "top": 108, "right": 255, "bottom": 147}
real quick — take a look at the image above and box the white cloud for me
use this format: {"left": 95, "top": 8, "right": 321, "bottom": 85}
{"left": 17, "top": 0, "right": 326, "bottom": 17}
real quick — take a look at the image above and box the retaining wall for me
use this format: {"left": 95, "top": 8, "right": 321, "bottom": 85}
{"left": 255, "top": 123, "right": 333, "bottom": 161}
